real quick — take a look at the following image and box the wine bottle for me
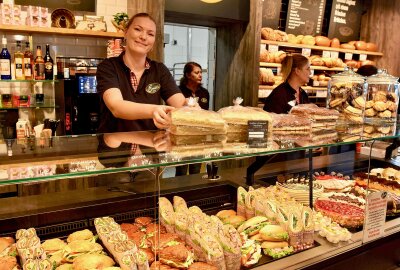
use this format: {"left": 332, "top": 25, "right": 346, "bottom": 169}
{"left": 44, "top": 44, "right": 53, "bottom": 80}
{"left": 14, "top": 40, "right": 25, "bottom": 80}
{"left": 23, "top": 41, "right": 34, "bottom": 80}
{"left": 34, "top": 46, "right": 45, "bottom": 80}
{"left": 0, "top": 37, "right": 11, "bottom": 80}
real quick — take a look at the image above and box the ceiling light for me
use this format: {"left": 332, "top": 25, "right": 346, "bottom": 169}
{"left": 201, "top": 0, "right": 223, "bottom": 3}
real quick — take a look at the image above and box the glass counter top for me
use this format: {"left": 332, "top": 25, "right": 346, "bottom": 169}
{"left": 0, "top": 122, "right": 399, "bottom": 185}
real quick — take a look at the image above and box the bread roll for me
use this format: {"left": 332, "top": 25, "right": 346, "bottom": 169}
{"left": 261, "top": 27, "right": 276, "bottom": 41}
{"left": 274, "top": 30, "right": 288, "bottom": 42}
{"left": 330, "top": 38, "right": 340, "bottom": 48}
{"left": 366, "top": 42, "right": 378, "bottom": 52}
{"left": 360, "top": 60, "right": 376, "bottom": 66}
{"left": 310, "top": 56, "right": 324, "bottom": 66}
{"left": 315, "top": 36, "right": 331, "bottom": 47}
{"left": 301, "top": 35, "right": 315, "bottom": 45}
{"left": 322, "top": 58, "right": 334, "bottom": 68}
{"left": 355, "top": 41, "right": 367, "bottom": 51}
{"left": 259, "top": 50, "right": 270, "bottom": 62}
{"left": 345, "top": 60, "right": 358, "bottom": 68}
{"left": 340, "top": 43, "right": 356, "bottom": 50}
{"left": 274, "top": 51, "right": 286, "bottom": 63}
{"left": 287, "top": 34, "right": 298, "bottom": 44}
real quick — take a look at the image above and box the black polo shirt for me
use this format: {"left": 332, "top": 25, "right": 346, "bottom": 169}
{"left": 263, "top": 81, "right": 309, "bottom": 114}
{"left": 179, "top": 84, "right": 210, "bottom": 110}
{"left": 96, "top": 52, "right": 181, "bottom": 133}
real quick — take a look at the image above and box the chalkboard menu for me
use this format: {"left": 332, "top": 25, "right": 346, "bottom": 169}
{"left": 286, "top": 0, "right": 326, "bottom": 35}
{"left": 262, "top": 0, "right": 282, "bottom": 28}
{"left": 328, "top": 0, "right": 362, "bottom": 42}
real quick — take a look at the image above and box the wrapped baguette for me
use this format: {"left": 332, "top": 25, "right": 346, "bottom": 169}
{"left": 198, "top": 234, "right": 226, "bottom": 270}
{"left": 159, "top": 197, "right": 176, "bottom": 234}
{"left": 173, "top": 196, "right": 188, "bottom": 213}
{"left": 302, "top": 207, "right": 314, "bottom": 248}
{"left": 236, "top": 187, "right": 247, "bottom": 217}
{"left": 94, "top": 217, "right": 139, "bottom": 270}
{"left": 245, "top": 191, "right": 257, "bottom": 219}
{"left": 174, "top": 211, "right": 189, "bottom": 243}
{"left": 288, "top": 211, "right": 303, "bottom": 250}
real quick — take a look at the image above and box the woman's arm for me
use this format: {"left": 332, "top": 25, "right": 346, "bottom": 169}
{"left": 166, "top": 92, "right": 185, "bottom": 108}
{"left": 103, "top": 88, "right": 174, "bottom": 128}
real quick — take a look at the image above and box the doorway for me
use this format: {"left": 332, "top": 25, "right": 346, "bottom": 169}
{"left": 164, "top": 23, "right": 216, "bottom": 110}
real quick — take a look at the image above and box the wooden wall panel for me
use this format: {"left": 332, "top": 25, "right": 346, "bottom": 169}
{"left": 361, "top": 0, "right": 400, "bottom": 76}
{"left": 214, "top": 0, "right": 263, "bottom": 109}
{"left": 127, "top": 0, "right": 165, "bottom": 62}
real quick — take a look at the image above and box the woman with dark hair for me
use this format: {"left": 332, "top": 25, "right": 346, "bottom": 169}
{"left": 179, "top": 62, "right": 210, "bottom": 110}
{"left": 175, "top": 62, "right": 210, "bottom": 176}
{"left": 96, "top": 13, "right": 185, "bottom": 133}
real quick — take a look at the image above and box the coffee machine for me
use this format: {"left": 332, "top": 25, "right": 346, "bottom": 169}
{"left": 55, "top": 57, "right": 103, "bottom": 135}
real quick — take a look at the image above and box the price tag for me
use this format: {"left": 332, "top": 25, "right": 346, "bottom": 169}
{"left": 277, "top": 67, "right": 281, "bottom": 75}
{"left": 330, "top": 51, "right": 339, "bottom": 59}
{"left": 248, "top": 121, "right": 269, "bottom": 148}
{"left": 310, "top": 69, "right": 315, "bottom": 76}
{"left": 359, "top": 54, "right": 367, "bottom": 61}
{"left": 322, "top": 51, "right": 331, "bottom": 58}
{"left": 302, "top": 48, "right": 311, "bottom": 57}
{"left": 268, "top": 44, "right": 279, "bottom": 53}
{"left": 260, "top": 44, "right": 267, "bottom": 52}
{"left": 345, "top": 53, "right": 353, "bottom": 60}
{"left": 316, "top": 90, "right": 328, "bottom": 97}
{"left": 362, "top": 191, "right": 388, "bottom": 243}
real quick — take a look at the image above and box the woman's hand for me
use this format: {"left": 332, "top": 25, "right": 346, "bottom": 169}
{"left": 152, "top": 131, "right": 171, "bottom": 152}
{"left": 153, "top": 105, "right": 174, "bottom": 129}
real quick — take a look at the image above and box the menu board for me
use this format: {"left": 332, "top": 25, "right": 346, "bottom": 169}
{"left": 328, "top": 0, "right": 363, "bottom": 42}
{"left": 262, "top": 0, "right": 282, "bottom": 28}
{"left": 286, "top": 0, "right": 326, "bottom": 35}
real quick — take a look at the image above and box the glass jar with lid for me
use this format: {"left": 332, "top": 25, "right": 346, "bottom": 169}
{"left": 327, "top": 67, "right": 366, "bottom": 124}
{"left": 364, "top": 69, "right": 399, "bottom": 124}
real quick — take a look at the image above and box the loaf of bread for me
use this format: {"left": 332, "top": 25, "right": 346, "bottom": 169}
{"left": 259, "top": 68, "right": 275, "bottom": 85}
{"left": 315, "top": 36, "right": 331, "bottom": 47}
{"left": 170, "top": 105, "right": 227, "bottom": 135}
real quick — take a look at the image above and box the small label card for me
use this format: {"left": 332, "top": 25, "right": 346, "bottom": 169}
{"left": 248, "top": 121, "right": 269, "bottom": 148}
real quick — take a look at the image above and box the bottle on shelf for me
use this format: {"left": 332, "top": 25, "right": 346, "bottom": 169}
{"left": 23, "top": 41, "right": 34, "bottom": 80}
{"left": 44, "top": 44, "right": 53, "bottom": 80}
{"left": 0, "top": 36, "right": 12, "bottom": 80}
{"left": 14, "top": 40, "right": 25, "bottom": 80}
{"left": 34, "top": 45, "right": 45, "bottom": 80}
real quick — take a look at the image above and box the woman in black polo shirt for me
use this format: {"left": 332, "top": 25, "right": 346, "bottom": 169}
{"left": 175, "top": 62, "right": 210, "bottom": 176}
{"left": 247, "top": 54, "right": 311, "bottom": 183}
{"left": 263, "top": 54, "right": 310, "bottom": 113}
{"left": 96, "top": 13, "right": 185, "bottom": 133}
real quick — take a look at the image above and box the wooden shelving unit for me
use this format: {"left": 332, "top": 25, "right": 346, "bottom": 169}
{"left": 260, "top": 62, "right": 349, "bottom": 71}
{"left": 0, "top": 24, "right": 124, "bottom": 38}
{"left": 261, "top": 40, "right": 383, "bottom": 56}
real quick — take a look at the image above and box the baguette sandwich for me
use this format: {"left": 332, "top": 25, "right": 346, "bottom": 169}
{"left": 261, "top": 241, "right": 293, "bottom": 259}
{"left": 237, "top": 187, "right": 247, "bottom": 217}
{"left": 159, "top": 197, "right": 176, "bottom": 233}
{"left": 159, "top": 243, "right": 194, "bottom": 269}
{"left": 259, "top": 225, "right": 289, "bottom": 242}
{"left": 173, "top": 196, "right": 188, "bottom": 213}
{"left": 237, "top": 216, "right": 270, "bottom": 236}
{"left": 240, "top": 239, "right": 262, "bottom": 268}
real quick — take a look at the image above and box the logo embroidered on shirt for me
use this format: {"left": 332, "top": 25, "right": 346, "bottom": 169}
{"left": 201, "top": 98, "right": 208, "bottom": 103}
{"left": 145, "top": 83, "right": 161, "bottom": 94}
{"left": 288, "top": 100, "right": 296, "bottom": 107}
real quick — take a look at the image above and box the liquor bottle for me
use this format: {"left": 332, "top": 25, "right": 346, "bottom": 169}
{"left": 23, "top": 41, "right": 34, "bottom": 80}
{"left": 44, "top": 44, "right": 53, "bottom": 80}
{"left": 14, "top": 40, "right": 25, "bottom": 80}
{"left": 34, "top": 46, "right": 45, "bottom": 80}
{"left": 0, "top": 37, "right": 11, "bottom": 80}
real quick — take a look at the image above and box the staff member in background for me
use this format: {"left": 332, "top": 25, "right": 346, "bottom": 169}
{"left": 247, "top": 54, "right": 312, "bottom": 184}
{"left": 96, "top": 13, "right": 185, "bottom": 133}
{"left": 263, "top": 53, "right": 310, "bottom": 113}
{"left": 175, "top": 62, "right": 210, "bottom": 176}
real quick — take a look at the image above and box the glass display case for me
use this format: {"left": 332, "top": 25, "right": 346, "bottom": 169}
{"left": 0, "top": 125, "right": 399, "bottom": 269}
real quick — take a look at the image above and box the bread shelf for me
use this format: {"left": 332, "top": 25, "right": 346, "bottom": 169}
{"left": 260, "top": 62, "right": 347, "bottom": 71}
{"left": 0, "top": 24, "right": 124, "bottom": 38}
{"left": 259, "top": 85, "right": 327, "bottom": 91}
{"left": 261, "top": 40, "right": 383, "bottom": 56}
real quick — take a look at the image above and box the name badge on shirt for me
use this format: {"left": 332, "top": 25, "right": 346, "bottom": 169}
{"left": 201, "top": 97, "right": 208, "bottom": 103}
{"left": 145, "top": 83, "right": 160, "bottom": 94}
